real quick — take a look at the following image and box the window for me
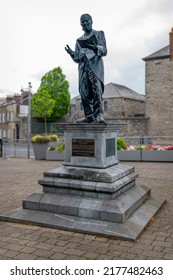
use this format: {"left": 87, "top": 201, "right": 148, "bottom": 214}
{"left": 7, "top": 112, "right": 10, "bottom": 122}
{"left": 7, "top": 129, "right": 11, "bottom": 139}
{"left": 2, "top": 113, "right": 5, "bottom": 123}
{"left": 11, "top": 112, "right": 14, "bottom": 121}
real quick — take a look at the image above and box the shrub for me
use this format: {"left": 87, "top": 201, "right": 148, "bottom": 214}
{"left": 117, "top": 138, "right": 126, "bottom": 150}
{"left": 56, "top": 141, "right": 65, "bottom": 152}
{"left": 31, "top": 134, "right": 59, "bottom": 143}
{"left": 47, "top": 142, "right": 65, "bottom": 152}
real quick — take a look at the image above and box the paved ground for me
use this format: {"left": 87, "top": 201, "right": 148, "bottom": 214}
{"left": 0, "top": 158, "right": 172, "bottom": 260}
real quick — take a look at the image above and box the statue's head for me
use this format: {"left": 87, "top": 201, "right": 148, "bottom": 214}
{"left": 80, "top": 14, "right": 93, "bottom": 33}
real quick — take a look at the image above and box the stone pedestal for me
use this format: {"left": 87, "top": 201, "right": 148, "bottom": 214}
{"left": 0, "top": 124, "right": 166, "bottom": 241}
{"left": 62, "top": 124, "right": 119, "bottom": 168}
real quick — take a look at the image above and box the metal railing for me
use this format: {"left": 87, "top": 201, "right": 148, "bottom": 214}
{"left": 1, "top": 136, "right": 173, "bottom": 159}
{"left": 1, "top": 139, "right": 34, "bottom": 158}
{"left": 120, "top": 136, "right": 173, "bottom": 146}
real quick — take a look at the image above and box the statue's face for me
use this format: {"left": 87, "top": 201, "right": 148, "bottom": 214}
{"left": 80, "top": 15, "right": 92, "bottom": 33}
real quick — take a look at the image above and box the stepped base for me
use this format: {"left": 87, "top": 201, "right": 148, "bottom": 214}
{"left": 0, "top": 196, "right": 165, "bottom": 241}
{"left": 22, "top": 185, "right": 151, "bottom": 223}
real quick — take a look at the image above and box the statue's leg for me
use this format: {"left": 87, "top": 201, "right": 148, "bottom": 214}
{"left": 87, "top": 70, "right": 105, "bottom": 123}
{"left": 78, "top": 70, "right": 95, "bottom": 121}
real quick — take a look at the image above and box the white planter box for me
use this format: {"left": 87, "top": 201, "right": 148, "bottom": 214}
{"left": 142, "top": 150, "right": 173, "bottom": 162}
{"left": 46, "top": 150, "right": 64, "bottom": 161}
{"left": 118, "top": 150, "right": 141, "bottom": 161}
{"left": 32, "top": 141, "right": 59, "bottom": 160}
{"left": 118, "top": 150, "right": 173, "bottom": 162}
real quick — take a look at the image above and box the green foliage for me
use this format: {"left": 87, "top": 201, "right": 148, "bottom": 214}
{"left": 135, "top": 145, "right": 146, "bottom": 150}
{"left": 48, "top": 142, "right": 65, "bottom": 152}
{"left": 56, "top": 141, "right": 65, "bottom": 152}
{"left": 33, "top": 67, "right": 70, "bottom": 121}
{"left": 32, "top": 91, "right": 55, "bottom": 132}
{"left": 117, "top": 138, "right": 126, "bottom": 150}
{"left": 31, "top": 134, "right": 59, "bottom": 143}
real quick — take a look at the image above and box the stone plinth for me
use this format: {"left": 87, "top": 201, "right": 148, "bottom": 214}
{"left": 61, "top": 124, "right": 122, "bottom": 168}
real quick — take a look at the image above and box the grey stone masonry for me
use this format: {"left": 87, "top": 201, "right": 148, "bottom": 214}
{"left": 38, "top": 164, "right": 137, "bottom": 199}
{"left": 59, "top": 123, "right": 123, "bottom": 168}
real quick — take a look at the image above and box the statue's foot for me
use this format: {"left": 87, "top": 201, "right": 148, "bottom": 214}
{"left": 95, "top": 115, "right": 106, "bottom": 124}
{"left": 76, "top": 117, "right": 95, "bottom": 124}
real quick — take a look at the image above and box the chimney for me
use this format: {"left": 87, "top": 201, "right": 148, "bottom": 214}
{"left": 6, "top": 95, "right": 14, "bottom": 103}
{"left": 169, "top": 28, "right": 173, "bottom": 61}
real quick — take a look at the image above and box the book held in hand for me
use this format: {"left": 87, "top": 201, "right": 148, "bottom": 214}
{"left": 77, "top": 34, "right": 97, "bottom": 49}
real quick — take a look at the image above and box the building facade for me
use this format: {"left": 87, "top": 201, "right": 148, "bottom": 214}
{"left": 143, "top": 28, "right": 173, "bottom": 136}
{"left": 0, "top": 90, "right": 29, "bottom": 141}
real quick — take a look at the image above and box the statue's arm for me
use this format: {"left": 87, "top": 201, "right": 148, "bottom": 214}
{"left": 96, "top": 31, "right": 107, "bottom": 57}
{"left": 65, "top": 43, "right": 84, "bottom": 63}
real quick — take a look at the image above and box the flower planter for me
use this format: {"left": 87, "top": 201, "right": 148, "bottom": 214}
{"left": 32, "top": 142, "right": 59, "bottom": 160}
{"left": 46, "top": 150, "right": 64, "bottom": 161}
{"left": 141, "top": 150, "right": 173, "bottom": 162}
{"left": 118, "top": 150, "right": 173, "bottom": 162}
{"left": 118, "top": 150, "right": 141, "bottom": 161}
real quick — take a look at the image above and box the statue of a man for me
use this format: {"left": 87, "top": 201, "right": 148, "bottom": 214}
{"left": 65, "top": 14, "right": 107, "bottom": 123}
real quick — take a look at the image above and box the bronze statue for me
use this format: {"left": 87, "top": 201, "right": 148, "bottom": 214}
{"left": 65, "top": 14, "right": 107, "bottom": 123}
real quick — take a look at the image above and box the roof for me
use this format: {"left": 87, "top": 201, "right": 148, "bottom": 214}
{"left": 103, "top": 83, "right": 145, "bottom": 101}
{"left": 71, "top": 82, "right": 145, "bottom": 104}
{"left": 142, "top": 45, "right": 170, "bottom": 61}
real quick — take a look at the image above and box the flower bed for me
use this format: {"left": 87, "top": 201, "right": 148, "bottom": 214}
{"left": 45, "top": 142, "right": 65, "bottom": 161}
{"left": 118, "top": 145, "right": 173, "bottom": 162}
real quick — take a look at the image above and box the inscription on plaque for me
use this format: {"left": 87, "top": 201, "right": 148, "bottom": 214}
{"left": 72, "top": 138, "right": 95, "bottom": 157}
{"left": 106, "top": 138, "right": 115, "bottom": 158}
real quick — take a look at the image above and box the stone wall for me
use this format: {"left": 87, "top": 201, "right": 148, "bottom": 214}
{"left": 69, "top": 96, "right": 145, "bottom": 121}
{"left": 106, "top": 117, "right": 148, "bottom": 137}
{"left": 67, "top": 96, "right": 147, "bottom": 137}
{"left": 145, "top": 58, "right": 173, "bottom": 136}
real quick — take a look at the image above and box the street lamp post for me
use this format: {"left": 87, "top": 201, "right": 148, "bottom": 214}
{"left": 27, "top": 82, "right": 32, "bottom": 158}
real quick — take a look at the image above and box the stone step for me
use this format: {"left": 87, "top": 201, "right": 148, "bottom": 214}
{"left": 0, "top": 196, "right": 166, "bottom": 241}
{"left": 40, "top": 172, "right": 138, "bottom": 199}
{"left": 42, "top": 164, "right": 135, "bottom": 183}
{"left": 22, "top": 185, "right": 151, "bottom": 223}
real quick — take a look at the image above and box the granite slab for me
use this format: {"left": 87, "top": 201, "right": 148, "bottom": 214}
{"left": 0, "top": 196, "right": 166, "bottom": 241}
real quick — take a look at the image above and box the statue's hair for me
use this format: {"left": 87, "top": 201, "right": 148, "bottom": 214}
{"left": 80, "top": 14, "right": 93, "bottom": 23}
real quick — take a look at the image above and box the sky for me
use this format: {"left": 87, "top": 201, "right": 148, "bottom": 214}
{"left": 0, "top": 0, "right": 173, "bottom": 98}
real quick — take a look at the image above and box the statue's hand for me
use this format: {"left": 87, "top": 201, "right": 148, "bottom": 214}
{"left": 85, "top": 41, "right": 98, "bottom": 51}
{"left": 65, "top": 45, "right": 74, "bottom": 56}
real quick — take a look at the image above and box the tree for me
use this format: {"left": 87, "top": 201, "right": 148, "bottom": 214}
{"left": 32, "top": 67, "right": 70, "bottom": 130}
{"left": 32, "top": 91, "right": 55, "bottom": 134}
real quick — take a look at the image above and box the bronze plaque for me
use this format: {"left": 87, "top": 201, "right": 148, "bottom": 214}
{"left": 72, "top": 138, "right": 95, "bottom": 157}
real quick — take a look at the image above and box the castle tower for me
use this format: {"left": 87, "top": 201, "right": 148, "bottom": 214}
{"left": 143, "top": 28, "right": 173, "bottom": 136}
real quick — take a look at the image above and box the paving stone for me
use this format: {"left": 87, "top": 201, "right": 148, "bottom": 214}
{"left": 0, "top": 248, "right": 8, "bottom": 255}
{"left": 63, "top": 248, "right": 86, "bottom": 256}
{"left": 15, "top": 252, "right": 37, "bottom": 260}
{"left": 82, "top": 252, "right": 100, "bottom": 259}
{"left": 163, "top": 253, "right": 173, "bottom": 259}
{"left": 49, "top": 252, "right": 67, "bottom": 259}
{"left": 3, "top": 250, "right": 19, "bottom": 258}
{"left": 4, "top": 243, "right": 24, "bottom": 252}
{"left": 33, "top": 249, "right": 54, "bottom": 258}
